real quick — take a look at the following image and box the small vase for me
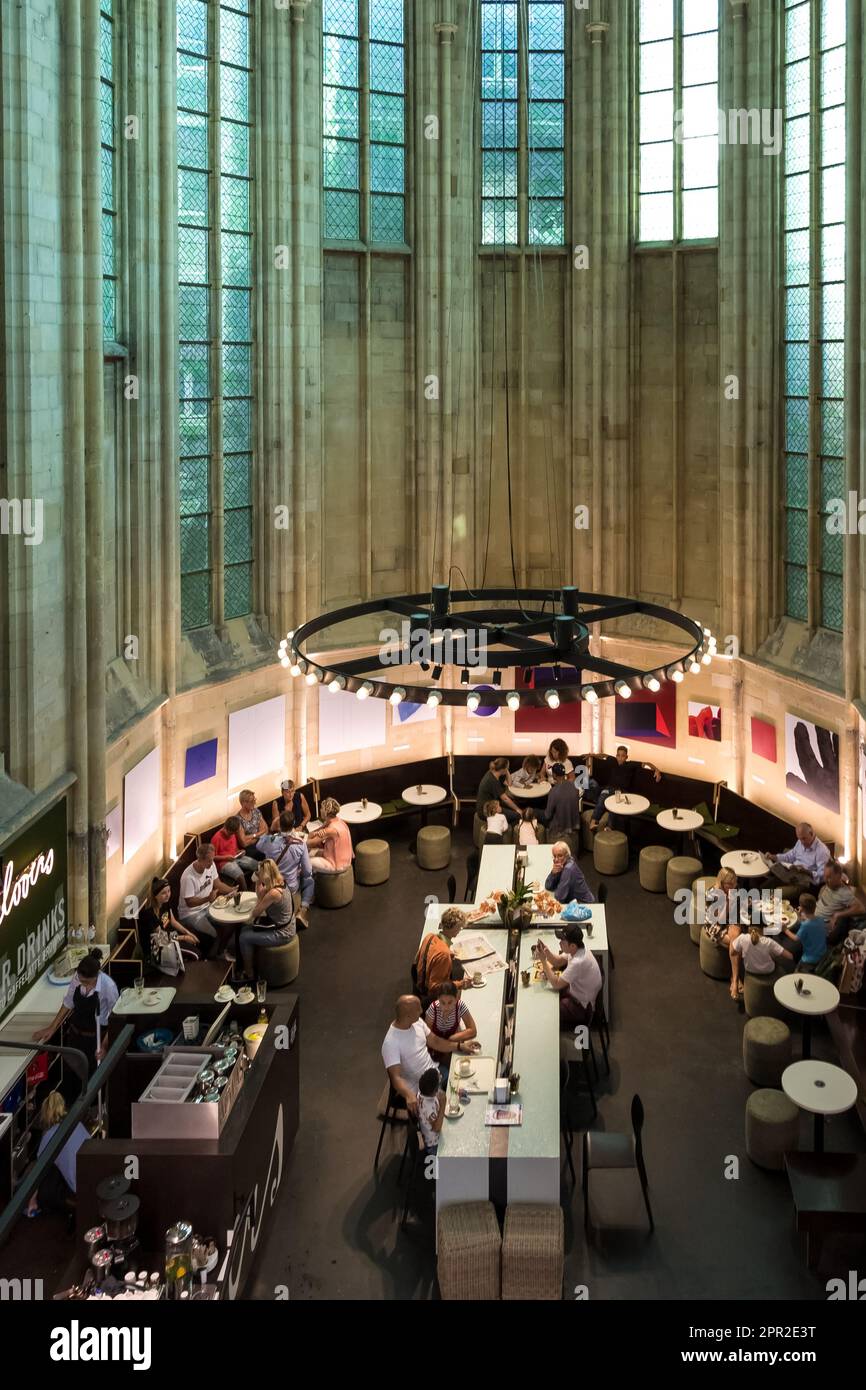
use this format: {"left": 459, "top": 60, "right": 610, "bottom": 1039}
{"left": 498, "top": 899, "right": 511, "bottom": 926}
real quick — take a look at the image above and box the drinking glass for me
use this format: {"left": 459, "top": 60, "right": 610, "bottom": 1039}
{"left": 256, "top": 979, "right": 267, "bottom": 1006}
{"left": 135, "top": 973, "right": 144, "bottom": 997}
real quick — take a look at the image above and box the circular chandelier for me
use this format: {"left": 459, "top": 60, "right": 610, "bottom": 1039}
{"left": 278, "top": 584, "right": 715, "bottom": 709}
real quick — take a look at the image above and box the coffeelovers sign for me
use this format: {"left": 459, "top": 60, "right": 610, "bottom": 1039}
{"left": 0, "top": 798, "right": 68, "bottom": 1023}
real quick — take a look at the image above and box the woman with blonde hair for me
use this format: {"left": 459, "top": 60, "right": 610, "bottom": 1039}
{"left": 730, "top": 922, "right": 794, "bottom": 1002}
{"left": 235, "top": 857, "right": 296, "bottom": 977}
{"left": 24, "top": 1091, "right": 90, "bottom": 1218}
{"left": 306, "top": 797, "right": 354, "bottom": 876}
{"left": 702, "top": 867, "right": 744, "bottom": 993}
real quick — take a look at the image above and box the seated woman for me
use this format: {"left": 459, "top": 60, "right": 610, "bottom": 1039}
{"left": 306, "top": 798, "right": 353, "bottom": 875}
{"left": 702, "top": 868, "right": 743, "bottom": 989}
{"left": 270, "top": 777, "right": 312, "bottom": 833}
{"left": 236, "top": 859, "right": 296, "bottom": 978}
{"left": 25, "top": 1091, "right": 89, "bottom": 1219}
{"left": 137, "top": 878, "right": 200, "bottom": 971}
{"left": 730, "top": 924, "right": 794, "bottom": 1001}
{"left": 424, "top": 981, "right": 480, "bottom": 1085}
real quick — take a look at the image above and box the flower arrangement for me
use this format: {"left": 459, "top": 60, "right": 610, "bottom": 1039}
{"left": 471, "top": 881, "right": 559, "bottom": 923}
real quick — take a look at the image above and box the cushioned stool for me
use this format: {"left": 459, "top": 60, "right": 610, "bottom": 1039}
{"left": 593, "top": 829, "right": 628, "bottom": 876}
{"left": 639, "top": 845, "right": 674, "bottom": 892}
{"left": 437, "top": 1202, "right": 501, "bottom": 1301}
{"left": 417, "top": 824, "right": 451, "bottom": 870}
{"left": 354, "top": 838, "right": 390, "bottom": 886}
{"left": 501, "top": 1203, "right": 564, "bottom": 1301}
{"left": 666, "top": 855, "right": 703, "bottom": 900}
{"left": 472, "top": 814, "right": 487, "bottom": 851}
{"left": 255, "top": 934, "right": 299, "bottom": 986}
{"left": 744, "top": 969, "right": 785, "bottom": 1019}
{"left": 581, "top": 807, "right": 605, "bottom": 853}
{"left": 699, "top": 930, "right": 731, "bottom": 979}
{"left": 745, "top": 1088, "right": 800, "bottom": 1170}
{"left": 742, "top": 1016, "right": 792, "bottom": 1087}
{"left": 315, "top": 865, "right": 355, "bottom": 908}
{"left": 689, "top": 875, "right": 717, "bottom": 944}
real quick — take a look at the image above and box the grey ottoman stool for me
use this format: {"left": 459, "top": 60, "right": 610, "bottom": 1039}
{"left": 437, "top": 1202, "right": 501, "bottom": 1301}
{"left": 501, "top": 1203, "right": 564, "bottom": 1301}
{"left": 744, "top": 970, "right": 785, "bottom": 1019}
{"left": 315, "top": 865, "right": 355, "bottom": 908}
{"left": 581, "top": 807, "right": 605, "bottom": 853}
{"left": 699, "top": 930, "right": 731, "bottom": 980}
{"left": 255, "top": 934, "right": 300, "bottom": 986}
{"left": 593, "top": 830, "right": 628, "bottom": 876}
{"left": 742, "top": 1016, "right": 792, "bottom": 1087}
{"left": 355, "top": 838, "right": 390, "bottom": 886}
{"left": 418, "top": 824, "right": 451, "bottom": 870}
{"left": 666, "top": 855, "right": 703, "bottom": 901}
{"left": 689, "top": 875, "right": 717, "bottom": 944}
{"left": 640, "top": 845, "right": 674, "bottom": 892}
{"left": 745, "top": 1088, "right": 800, "bottom": 1170}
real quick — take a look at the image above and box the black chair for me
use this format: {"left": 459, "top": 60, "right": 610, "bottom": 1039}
{"left": 559, "top": 1058, "right": 576, "bottom": 1184}
{"left": 583, "top": 1094, "right": 654, "bottom": 1235}
{"left": 564, "top": 1028, "right": 597, "bottom": 1123}
{"left": 595, "top": 881, "right": 615, "bottom": 971}
{"left": 399, "top": 1115, "right": 425, "bottom": 1227}
{"left": 374, "top": 1081, "right": 408, "bottom": 1170}
{"left": 464, "top": 850, "right": 480, "bottom": 902}
{"left": 446, "top": 874, "right": 457, "bottom": 903}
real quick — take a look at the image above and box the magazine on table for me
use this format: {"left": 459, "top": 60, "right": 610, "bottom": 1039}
{"left": 485, "top": 1102, "right": 523, "bottom": 1126}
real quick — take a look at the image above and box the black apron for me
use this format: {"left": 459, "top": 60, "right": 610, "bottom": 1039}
{"left": 68, "top": 983, "right": 100, "bottom": 1073}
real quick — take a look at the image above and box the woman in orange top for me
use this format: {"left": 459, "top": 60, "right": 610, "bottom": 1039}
{"left": 307, "top": 798, "right": 354, "bottom": 874}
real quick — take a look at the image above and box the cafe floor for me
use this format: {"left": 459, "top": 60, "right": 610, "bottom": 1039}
{"left": 251, "top": 820, "right": 866, "bottom": 1301}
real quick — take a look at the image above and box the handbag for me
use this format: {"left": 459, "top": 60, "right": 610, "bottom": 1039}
{"left": 152, "top": 926, "right": 185, "bottom": 977}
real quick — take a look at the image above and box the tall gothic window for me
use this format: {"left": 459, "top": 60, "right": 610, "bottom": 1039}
{"left": 637, "top": 0, "right": 719, "bottom": 243}
{"left": 177, "top": 0, "right": 254, "bottom": 631}
{"left": 783, "top": 0, "right": 846, "bottom": 630}
{"left": 480, "top": 1, "right": 566, "bottom": 246}
{"left": 323, "top": 0, "right": 406, "bottom": 245}
{"left": 100, "top": 0, "right": 118, "bottom": 338}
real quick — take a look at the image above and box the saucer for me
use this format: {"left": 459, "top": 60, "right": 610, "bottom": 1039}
{"left": 444, "top": 1105, "right": 464, "bottom": 1119}
{"left": 469, "top": 979, "right": 486, "bottom": 989}
{"left": 214, "top": 989, "right": 235, "bottom": 1003}
{"left": 235, "top": 990, "right": 254, "bottom": 1005}
{"left": 455, "top": 1066, "right": 475, "bottom": 1080}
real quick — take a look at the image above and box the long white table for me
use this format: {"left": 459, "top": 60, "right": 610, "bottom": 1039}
{"left": 521, "top": 844, "right": 610, "bottom": 1016}
{"left": 474, "top": 843, "right": 516, "bottom": 907}
{"left": 418, "top": 904, "right": 509, "bottom": 1216}
{"left": 509, "top": 931, "right": 563, "bottom": 1204}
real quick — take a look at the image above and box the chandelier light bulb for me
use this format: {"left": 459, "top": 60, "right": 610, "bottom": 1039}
{"left": 582, "top": 686, "right": 599, "bottom": 704}
{"left": 305, "top": 669, "right": 320, "bottom": 685}
{"left": 545, "top": 689, "right": 560, "bottom": 709}
{"left": 689, "top": 659, "right": 701, "bottom": 674}
{"left": 506, "top": 691, "right": 521, "bottom": 711}
{"left": 669, "top": 666, "right": 684, "bottom": 683}
{"left": 427, "top": 690, "right": 443, "bottom": 708}
{"left": 701, "top": 652, "right": 712, "bottom": 666}
{"left": 356, "top": 682, "right": 373, "bottom": 700}
{"left": 614, "top": 680, "right": 631, "bottom": 698}
{"left": 389, "top": 687, "right": 406, "bottom": 705}
{"left": 467, "top": 693, "right": 481, "bottom": 712}
{"left": 279, "top": 655, "right": 290, "bottom": 669}
{"left": 279, "top": 639, "right": 287, "bottom": 653}
{"left": 328, "top": 676, "right": 346, "bottom": 693}
{"left": 644, "top": 675, "right": 661, "bottom": 692}
{"left": 288, "top": 663, "right": 302, "bottom": 678}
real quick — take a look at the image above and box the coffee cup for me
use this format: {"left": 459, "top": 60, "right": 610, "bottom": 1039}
{"left": 473, "top": 971, "right": 482, "bottom": 986}
{"left": 459, "top": 1058, "right": 470, "bottom": 1077}
{"left": 521, "top": 970, "right": 530, "bottom": 987}
{"left": 448, "top": 1100, "right": 460, "bottom": 1115}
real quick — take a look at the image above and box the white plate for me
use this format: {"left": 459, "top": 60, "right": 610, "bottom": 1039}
{"left": 454, "top": 1066, "right": 476, "bottom": 1080}
{"left": 235, "top": 992, "right": 254, "bottom": 1005}
{"left": 444, "top": 1105, "right": 464, "bottom": 1119}
{"left": 214, "top": 990, "right": 236, "bottom": 1004}
{"left": 467, "top": 978, "right": 486, "bottom": 989}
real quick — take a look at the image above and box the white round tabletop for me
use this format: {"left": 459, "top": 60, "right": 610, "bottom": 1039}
{"left": 603, "top": 793, "right": 649, "bottom": 817}
{"left": 507, "top": 781, "right": 551, "bottom": 800}
{"left": 209, "top": 891, "right": 256, "bottom": 924}
{"left": 402, "top": 783, "right": 447, "bottom": 806}
{"left": 656, "top": 808, "right": 703, "bottom": 832}
{"left": 782, "top": 1060, "right": 858, "bottom": 1117}
{"left": 761, "top": 899, "right": 799, "bottom": 936}
{"left": 774, "top": 973, "right": 840, "bottom": 1018}
{"left": 720, "top": 850, "right": 770, "bottom": 879}
{"left": 339, "top": 800, "right": 382, "bottom": 824}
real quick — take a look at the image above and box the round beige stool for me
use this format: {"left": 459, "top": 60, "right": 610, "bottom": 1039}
{"left": 417, "top": 824, "right": 451, "bottom": 870}
{"left": 666, "top": 855, "right": 703, "bottom": 900}
{"left": 745, "top": 1088, "right": 800, "bottom": 1170}
{"left": 315, "top": 865, "right": 355, "bottom": 908}
{"left": 742, "top": 1016, "right": 792, "bottom": 1087}
{"left": 639, "top": 845, "right": 674, "bottom": 892}
{"left": 354, "top": 838, "right": 390, "bottom": 886}
{"left": 744, "top": 969, "right": 785, "bottom": 1019}
{"left": 688, "top": 875, "right": 717, "bottom": 944}
{"left": 581, "top": 807, "right": 605, "bottom": 853}
{"left": 255, "top": 934, "right": 300, "bottom": 986}
{"left": 593, "top": 829, "right": 628, "bottom": 876}
{"left": 699, "top": 930, "right": 731, "bottom": 979}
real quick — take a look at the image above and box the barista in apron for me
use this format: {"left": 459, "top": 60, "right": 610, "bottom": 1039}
{"left": 32, "top": 950, "right": 120, "bottom": 1091}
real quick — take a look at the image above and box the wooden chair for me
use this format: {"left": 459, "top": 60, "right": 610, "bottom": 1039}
{"left": 583, "top": 1094, "right": 654, "bottom": 1235}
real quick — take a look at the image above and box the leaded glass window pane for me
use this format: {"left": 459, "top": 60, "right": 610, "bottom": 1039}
{"left": 101, "top": 2, "right": 117, "bottom": 338}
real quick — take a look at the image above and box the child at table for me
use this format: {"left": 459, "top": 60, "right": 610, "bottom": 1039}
{"left": 484, "top": 799, "right": 509, "bottom": 843}
{"left": 518, "top": 805, "right": 540, "bottom": 847}
{"left": 782, "top": 893, "right": 827, "bottom": 971}
{"left": 510, "top": 755, "right": 543, "bottom": 789}
{"left": 416, "top": 1067, "right": 446, "bottom": 1157}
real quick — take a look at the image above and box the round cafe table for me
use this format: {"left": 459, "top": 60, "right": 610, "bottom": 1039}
{"left": 720, "top": 849, "right": 769, "bottom": 880}
{"left": 782, "top": 1060, "right": 857, "bottom": 1153}
{"left": 507, "top": 780, "right": 551, "bottom": 800}
{"left": 603, "top": 793, "right": 649, "bottom": 817}
{"left": 656, "top": 807, "right": 703, "bottom": 854}
{"left": 208, "top": 891, "right": 256, "bottom": 925}
{"left": 402, "top": 783, "right": 447, "bottom": 806}
{"left": 774, "top": 973, "right": 840, "bottom": 1060}
{"left": 339, "top": 800, "right": 382, "bottom": 825}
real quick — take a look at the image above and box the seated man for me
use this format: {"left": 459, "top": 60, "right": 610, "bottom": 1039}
{"left": 540, "top": 764, "right": 581, "bottom": 839}
{"left": 210, "top": 815, "right": 246, "bottom": 887}
{"left": 814, "top": 860, "right": 866, "bottom": 945}
{"left": 534, "top": 925, "right": 601, "bottom": 1028}
{"left": 306, "top": 798, "right": 353, "bottom": 875}
{"left": 545, "top": 840, "right": 594, "bottom": 905}
{"left": 590, "top": 744, "right": 661, "bottom": 833}
{"left": 762, "top": 821, "right": 829, "bottom": 899}
{"left": 381, "top": 995, "right": 462, "bottom": 1115}
{"left": 476, "top": 757, "right": 521, "bottom": 826}
{"left": 177, "top": 842, "right": 236, "bottom": 957}
{"left": 256, "top": 810, "right": 315, "bottom": 929}
{"left": 415, "top": 907, "right": 473, "bottom": 1003}
{"left": 782, "top": 894, "right": 827, "bottom": 968}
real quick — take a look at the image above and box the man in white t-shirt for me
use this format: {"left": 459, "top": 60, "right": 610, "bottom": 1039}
{"left": 178, "top": 842, "right": 236, "bottom": 957}
{"left": 381, "top": 995, "right": 460, "bottom": 1115}
{"left": 535, "top": 925, "right": 602, "bottom": 1028}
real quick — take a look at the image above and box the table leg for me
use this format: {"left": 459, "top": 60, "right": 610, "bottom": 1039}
{"left": 802, "top": 1017, "right": 812, "bottom": 1060}
{"left": 813, "top": 1113, "right": 824, "bottom": 1153}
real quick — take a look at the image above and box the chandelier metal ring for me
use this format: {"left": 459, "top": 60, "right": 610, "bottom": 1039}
{"left": 280, "top": 586, "right": 713, "bottom": 707}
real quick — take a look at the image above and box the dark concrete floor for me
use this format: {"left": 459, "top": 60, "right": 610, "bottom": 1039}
{"left": 250, "top": 821, "right": 866, "bottom": 1301}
